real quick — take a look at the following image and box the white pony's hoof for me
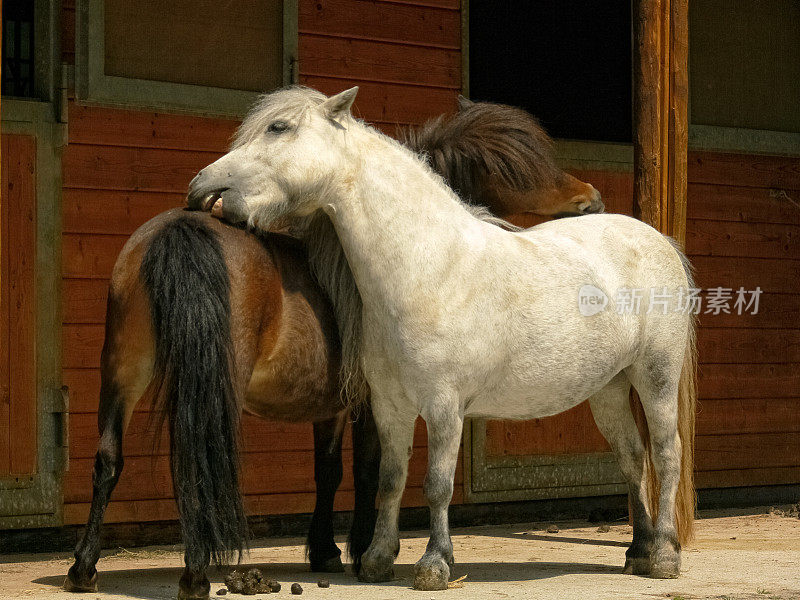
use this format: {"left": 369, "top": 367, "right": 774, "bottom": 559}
{"left": 649, "top": 555, "right": 680, "bottom": 579}
{"left": 413, "top": 556, "right": 450, "bottom": 591}
{"left": 649, "top": 534, "right": 681, "bottom": 578}
{"left": 623, "top": 556, "right": 651, "bottom": 576}
{"left": 358, "top": 550, "right": 394, "bottom": 583}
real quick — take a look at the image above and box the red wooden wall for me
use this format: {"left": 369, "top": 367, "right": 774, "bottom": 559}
{"left": 60, "top": 0, "right": 463, "bottom": 525}
{"left": 686, "top": 152, "right": 800, "bottom": 488}
{"left": 1, "top": 134, "right": 39, "bottom": 477}
{"left": 57, "top": 0, "right": 800, "bottom": 526}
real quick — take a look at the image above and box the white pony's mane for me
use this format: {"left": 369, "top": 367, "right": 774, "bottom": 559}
{"left": 237, "top": 86, "right": 519, "bottom": 408}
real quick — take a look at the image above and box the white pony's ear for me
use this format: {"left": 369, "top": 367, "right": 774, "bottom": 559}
{"left": 320, "top": 87, "right": 359, "bottom": 121}
{"left": 457, "top": 95, "right": 474, "bottom": 111}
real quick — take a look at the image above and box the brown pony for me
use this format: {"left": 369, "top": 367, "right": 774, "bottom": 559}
{"left": 65, "top": 101, "right": 602, "bottom": 600}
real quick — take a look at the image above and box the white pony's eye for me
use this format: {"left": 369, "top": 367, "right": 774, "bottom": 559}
{"left": 267, "top": 121, "right": 291, "bottom": 134}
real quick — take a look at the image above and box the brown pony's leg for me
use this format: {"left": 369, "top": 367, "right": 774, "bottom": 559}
{"left": 348, "top": 405, "right": 381, "bottom": 576}
{"left": 65, "top": 283, "right": 152, "bottom": 592}
{"left": 308, "top": 414, "right": 347, "bottom": 572}
{"left": 178, "top": 560, "right": 211, "bottom": 600}
{"left": 64, "top": 380, "right": 127, "bottom": 592}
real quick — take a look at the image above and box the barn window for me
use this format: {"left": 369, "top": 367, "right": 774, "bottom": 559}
{"left": 77, "top": 0, "right": 298, "bottom": 116}
{"left": 688, "top": 0, "right": 800, "bottom": 153}
{"left": 1, "top": 0, "right": 36, "bottom": 98}
{"left": 2, "top": 0, "right": 60, "bottom": 105}
{"left": 468, "top": 1, "right": 632, "bottom": 144}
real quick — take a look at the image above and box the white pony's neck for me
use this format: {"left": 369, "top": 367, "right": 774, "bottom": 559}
{"left": 325, "top": 123, "right": 485, "bottom": 307}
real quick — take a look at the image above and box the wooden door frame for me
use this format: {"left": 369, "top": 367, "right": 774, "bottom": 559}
{"left": 0, "top": 99, "right": 67, "bottom": 529}
{"left": 463, "top": 422, "right": 627, "bottom": 503}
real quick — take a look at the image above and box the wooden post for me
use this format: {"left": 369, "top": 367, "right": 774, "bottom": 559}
{"left": 629, "top": 0, "right": 690, "bottom": 524}
{"left": 633, "top": 0, "right": 689, "bottom": 244}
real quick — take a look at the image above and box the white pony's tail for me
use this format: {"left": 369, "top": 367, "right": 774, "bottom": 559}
{"left": 642, "top": 240, "right": 697, "bottom": 546}
{"left": 674, "top": 309, "right": 697, "bottom": 545}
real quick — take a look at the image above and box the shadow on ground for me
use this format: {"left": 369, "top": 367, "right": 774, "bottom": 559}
{"left": 504, "top": 532, "right": 628, "bottom": 547}
{"left": 34, "top": 560, "right": 621, "bottom": 600}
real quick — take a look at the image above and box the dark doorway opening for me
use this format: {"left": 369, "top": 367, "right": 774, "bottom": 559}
{"left": 469, "top": 2, "right": 633, "bottom": 143}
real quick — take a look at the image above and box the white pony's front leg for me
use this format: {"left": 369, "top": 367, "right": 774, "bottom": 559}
{"left": 413, "top": 397, "right": 463, "bottom": 591}
{"left": 358, "top": 394, "right": 417, "bottom": 583}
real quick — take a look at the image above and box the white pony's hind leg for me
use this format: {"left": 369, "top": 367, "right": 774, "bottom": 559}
{"left": 626, "top": 354, "right": 683, "bottom": 579}
{"left": 588, "top": 372, "right": 654, "bottom": 575}
{"left": 413, "top": 396, "right": 463, "bottom": 591}
{"left": 358, "top": 395, "right": 417, "bottom": 584}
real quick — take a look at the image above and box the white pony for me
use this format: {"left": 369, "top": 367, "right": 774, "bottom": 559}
{"left": 187, "top": 87, "right": 697, "bottom": 591}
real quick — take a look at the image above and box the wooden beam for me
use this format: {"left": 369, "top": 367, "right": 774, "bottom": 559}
{"left": 633, "top": 0, "right": 689, "bottom": 245}
{"left": 629, "top": 0, "right": 690, "bottom": 525}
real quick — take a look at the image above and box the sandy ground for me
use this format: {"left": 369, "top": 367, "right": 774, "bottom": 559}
{"left": 1, "top": 506, "right": 799, "bottom": 600}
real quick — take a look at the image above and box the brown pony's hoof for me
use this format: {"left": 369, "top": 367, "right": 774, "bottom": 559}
{"left": 310, "top": 555, "right": 345, "bottom": 573}
{"left": 63, "top": 569, "right": 98, "bottom": 593}
{"left": 623, "top": 556, "right": 651, "bottom": 576}
{"left": 178, "top": 567, "right": 211, "bottom": 600}
{"left": 177, "top": 590, "right": 210, "bottom": 600}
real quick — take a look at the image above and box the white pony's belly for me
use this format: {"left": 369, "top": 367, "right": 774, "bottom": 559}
{"left": 465, "top": 393, "right": 582, "bottom": 420}
{"left": 463, "top": 354, "right": 623, "bottom": 420}
{"left": 365, "top": 274, "right": 638, "bottom": 421}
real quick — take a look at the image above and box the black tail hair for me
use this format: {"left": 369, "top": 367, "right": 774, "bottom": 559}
{"left": 140, "top": 215, "right": 247, "bottom": 567}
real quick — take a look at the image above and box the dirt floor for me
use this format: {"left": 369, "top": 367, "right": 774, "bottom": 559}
{"left": 1, "top": 506, "right": 799, "bottom": 600}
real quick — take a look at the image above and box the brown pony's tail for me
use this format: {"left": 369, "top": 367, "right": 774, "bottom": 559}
{"left": 642, "top": 248, "right": 697, "bottom": 547}
{"left": 141, "top": 215, "right": 247, "bottom": 568}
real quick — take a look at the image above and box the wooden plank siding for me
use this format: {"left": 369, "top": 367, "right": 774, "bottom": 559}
{"left": 1, "top": 134, "right": 39, "bottom": 476}
{"left": 687, "top": 152, "right": 800, "bottom": 488}
{"left": 61, "top": 0, "right": 463, "bottom": 523}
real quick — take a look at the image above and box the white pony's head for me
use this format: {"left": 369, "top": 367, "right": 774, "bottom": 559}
{"left": 187, "top": 86, "right": 360, "bottom": 228}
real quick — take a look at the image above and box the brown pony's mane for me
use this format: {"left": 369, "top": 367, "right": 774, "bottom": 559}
{"left": 401, "top": 99, "right": 565, "bottom": 203}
